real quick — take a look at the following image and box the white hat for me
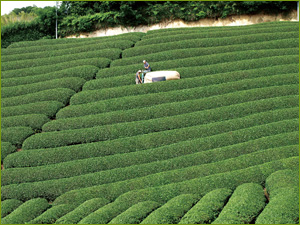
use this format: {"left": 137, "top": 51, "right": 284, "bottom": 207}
{"left": 143, "top": 60, "right": 146, "bottom": 63}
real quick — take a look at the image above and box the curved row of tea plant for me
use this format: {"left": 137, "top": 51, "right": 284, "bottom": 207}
{"left": 135, "top": 25, "right": 298, "bottom": 47}
{"left": 2, "top": 57, "right": 110, "bottom": 79}
{"left": 2, "top": 49, "right": 121, "bottom": 71}
{"left": 2, "top": 114, "right": 50, "bottom": 130}
{"left": 111, "top": 38, "right": 298, "bottom": 67}
{"left": 1, "top": 65, "right": 99, "bottom": 87}
{"left": 72, "top": 156, "right": 298, "bottom": 223}
{"left": 2, "top": 143, "right": 297, "bottom": 202}
{"left": 2, "top": 77, "right": 85, "bottom": 98}
{"left": 94, "top": 56, "right": 298, "bottom": 89}
{"left": 5, "top": 120, "right": 298, "bottom": 169}
{"left": 178, "top": 188, "right": 232, "bottom": 224}
{"left": 122, "top": 31, "right": 297, "bottom": 57}
{"left": 2, "top": 88, "right": 75, "bottom": 107}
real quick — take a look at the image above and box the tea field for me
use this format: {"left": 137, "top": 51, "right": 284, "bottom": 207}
{"left": 1, "top": 21, "right": 299, "bottom": 224}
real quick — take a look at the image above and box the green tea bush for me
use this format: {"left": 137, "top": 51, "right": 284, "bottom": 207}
{"left": 122, "top": 32, "right": 298, "bottom": 57}
{"left": 211, "top": 183, "right": 266, "bottom": 224}
{"left": 2, "top": 114, "right": 50, "bottom": 130}
{"left": 256, "top": 187, "right": 299, "bottom": 224}
{"left": 136, "top": 26, "right": 299, "bottom": 47}
{"left": 62, "top": 82, "right": 298, "bottom": 119}
{"left": 2, "top": 77, "right": 85, "bottom": 98}
{"left": 140, "top": 194, "right": 199, "bottom": 224}
{"left": 96, "top": 51, "right": 298, "bottom": 79}
{"left": 7, "top": 32, "right": 144, "bottom": 49}
{"left": 73, "top": 71, "right": 298, "bottom": 105}
{"left": 255, "top": 169, "right": 299, "bottom": 224}
{"left": 179, "top": 188, "right": 232, "bottom": 224}
{"left": 55, "top": 198, "right": 109, "bottom": 224}
{"left": 1, "top": 65, "right": 98, "bottom": 87}
{"left": 265, "top": 169, "right": 299, "bottom": 199}
{"left": 108, "top": 201, "right": 160, "bottom": 224}
{"left": 1, "top": 142, "right": 17, "bottom": 163}
{"left": 72, "top": 157, "right": 298, "bottom": 224}
{"left": 1, "top": 101, "right": 64, "bottom": 118}
{"left": 2, "top": 49, "right": 121, "bottom": 71}
{"left": 3, "top": 144, "right": 297, "bottom": 202}
{"left": 27, "top": 204, "right": 76, "bottom": 224}
{"left": 111, "top": 38, "right": 299, "bottom": 67}
{"left": 0, "top": 198, "right": 49, "bottom": 224}
{"left": 95, "top": 56, "right": 299, "bottom": 88}
{"left": 144, "top": 22, "right": 297, "bottom": 38}
{"left": 5, "top": 117, "right": 298, "bottom": 185}
{"left": 44, "top": 93, "right": 298, "bottom": 132}
{"left": 2, "top": 88, "right": 75, "bottom": 107}
{"left": 1, "top": 199, "right": 23, "bottom": 218}
{"left": 5, "top": 121, "right": 298, "bottom": 169}
{"left": 2, "top": 39, "right": 133, "bottom": 55}
{"left": 2, "top": 57, "right": 110, "bottom": 79}
{"left": 22, "top": 103, "right": 298, "bottom": 150}
{"left": 98, "top": 48, "right": 298, "bottom": 78}
{"left": 1, "top": 127, "right": 34, "bottom": 147}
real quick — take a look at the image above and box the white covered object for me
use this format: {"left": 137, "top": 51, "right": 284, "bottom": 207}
{"left": 144, "top": 71, "right": 180, "bottom": 83}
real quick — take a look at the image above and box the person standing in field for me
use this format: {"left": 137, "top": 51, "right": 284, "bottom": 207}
{"left": 143, "top": 60, "right": 151, "bottom": 72}
{"left": 136, "top": 70, "right": 143, "bottom": 84}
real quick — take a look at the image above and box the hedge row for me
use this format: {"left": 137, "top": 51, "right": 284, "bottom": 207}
{"left": 5, "top": 106, "right": 298, "bottom": 184}
{"left": 255, "top": 170, "right": 299, "bottom": 224}
{"left": 5, "top": 120, "right": 298, "bottom": 169}
{"left": 44, "top": 92, "right": 298, "bottom": 133}
{"left": 74, "top": 70, "right": 298, "bottom": 106}
{"left": 265, "top": 169, "right": 299, "bottom": 199}
{"left": 1, "top": 65, "right": 98, "bottom": 87}
{"left": 7, "top": 32, "right": 144, "bottom": 49}
{"left": 256, "top": 187, "right": 299, "bottom": 224}
{"left": 2, "top": 88, "right": 75, "bottom": 107}
{"left": 178, "top": 188, "right": 232, "bottom": 224}
{"left": 2, "top": 114, "right": 50, "bottom": 130}
{"left": 211, "top": 183, "right": 266, "bottom": 224}
{"left": 2, "top": 77, "right": 85, "bottom": 98}
{"left": 2, "top": 57, "right": 111, "bottom": 79}
{"left": 1, "top": 142, "right": 16, "bottom": 163}
{"left": 95, "top": 56, "right": 299, "bottom": 89}
{"left": 2, "top": 144, "right": 297, "bottom": 202}
{"left": 1, "top": 199, "right": 23, "bottom": 218}
{"left": 136, "top": 25, "right": 298, "bottom": 47}
{"left": 22, "top": 98, "right": 299, "bottom": 150}
{"left": 2, "top": 135, "right": 298, "bottom": 188}
{"left": 61, "top": 81, "right": 299, "bottom": 119}
{"left": 1, "top": 101, "right": 64, "bottom": 118}
{"left": 2, "top": 34, "right": 143, "bottom": 61}
{"left": 111, "top": 38, "right": 298, "bottom": 67}
{"left": 84, "top": 63, "right": 298, "bottom": 100}
{"left": 27, "top": 204, "right": 76, "bottom": 224}
{"left": 55, "top": 198, "right": 110, "bottom": 224}
{"left": 2, "top": 48, "right": 121, "bottom": 71}
{"left": 108, "top": 201, "right": 160, "bottom": 224}
{"left": 144, "top": 21, "right": 297, "bottom": 38}
{"left": 1, "top": 127, "right": 34, "bottom": 147}
{"left": 140, "top": 194, "right": 199, "bottom": 224}
{"left": 2, "top": 39, "right": 133, "bottom": 55}
{"left": 99, "top": 48, "right": 298, "bottom": 79}
{"left": 1, "top": 198, "right": 49, "bottom": 224}
{"left": 122, "top": 31, "right": 298, "bottom": 57}
{"left": 73, "top": 156, "right": 298, "bottom": 224}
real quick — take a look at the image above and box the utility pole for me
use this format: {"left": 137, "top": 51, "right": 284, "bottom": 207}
{"left": 56, "top": 1, "right": 58, "bottom": 39}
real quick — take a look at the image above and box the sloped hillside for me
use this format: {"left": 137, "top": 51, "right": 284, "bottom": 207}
{"left": 1, "top": 21, "right": 299, "bottom": 224}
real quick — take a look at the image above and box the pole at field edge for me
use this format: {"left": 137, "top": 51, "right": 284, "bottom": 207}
{"left": 56, "top": 1, "right": 58, "bottom": 39}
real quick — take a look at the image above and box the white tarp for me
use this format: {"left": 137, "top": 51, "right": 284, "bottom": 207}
{"left": 144, "top": 71, "right": 180, "bottom": 83}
